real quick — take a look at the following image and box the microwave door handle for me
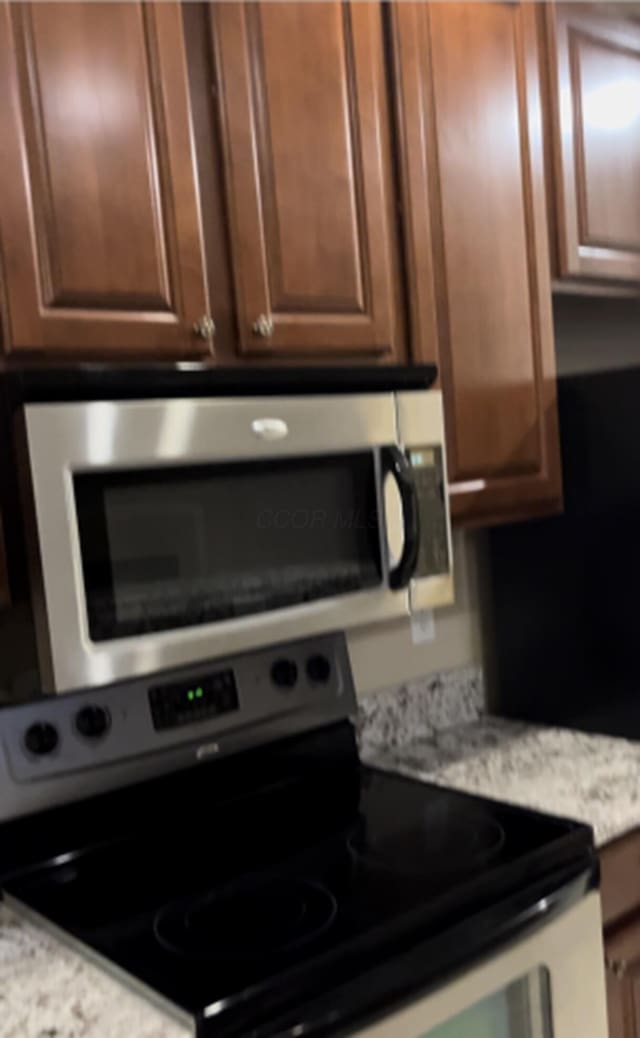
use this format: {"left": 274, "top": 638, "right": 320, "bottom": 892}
{"left": 381, "top": 446, "right": 420, "bottom": 590}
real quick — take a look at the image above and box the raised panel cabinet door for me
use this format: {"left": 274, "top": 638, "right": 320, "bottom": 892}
{"left": 392, "top": 3, "right": 562, "bottom": 527}
{"left": 0, "top": 2, "right": 211, "bottom": 356}
{"left": 605, "top": 912, "right": 640, "bottom": 1038}
{"left": 212, "top": 2, "right": 403, "bottom": 358}
{"left": 546, "top": 5, "right": 640, "bottom": 284}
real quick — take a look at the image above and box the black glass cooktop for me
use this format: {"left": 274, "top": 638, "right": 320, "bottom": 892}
{"left": 1, "top": 722, "right": 595, "bottom": 1038}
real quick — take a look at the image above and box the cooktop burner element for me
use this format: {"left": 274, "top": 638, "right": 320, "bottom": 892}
{"left": 354, "top": 804, "right": 506, "bottom": 878}
{"left": 154, "top": 876, "right": 338, "bottom": 960}
{"left": 1, "top": 721, "right": 596, "bottom": 1038}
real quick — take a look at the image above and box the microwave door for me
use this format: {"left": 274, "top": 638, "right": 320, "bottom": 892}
{"left": 74, "top": 451, "right": 392, "bottom": 641}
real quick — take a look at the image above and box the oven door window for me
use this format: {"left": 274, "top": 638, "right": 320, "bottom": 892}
{"left": 74, "top": 453, "right": 381, "bottom": 642}
{"left": 419, "top": 968, "right": 552, "bottom": 1038}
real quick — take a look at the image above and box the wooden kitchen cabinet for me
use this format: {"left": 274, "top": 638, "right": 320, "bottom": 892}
{"left": 0, "top": 0, "right": 568, "bottom": 530}
{"left": 0, "top": 2, "right": 212, "bottom": 357}
{"left": 545, "top": 5, "right": 640, "bottom": 286}
{"left": 604, "top": 914, "right": 640, "bottom": 1038}
{"left": 391, "top": 2, "right": 562, "bottom": 526}
{"left": 601, "top": 829, "right": 640, "bottom": 931}
{"left": 600, "top": 829, "right": 640, "bottom": 1038}
{"left": 210, "top": 2, "right": 404, "bottom": 360}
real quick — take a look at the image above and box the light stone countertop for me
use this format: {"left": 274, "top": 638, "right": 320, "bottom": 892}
{"left": 0, "top": 902, "right": 189, "bottom": 1038}
{"left": 363, "top": 715, "right": 640, "bottom": 849}
{"left": 3, "top": 667, "right": 640, "bottom": 1037}
{"left": 358, "top": 664, "right": 640, "bottom": 848}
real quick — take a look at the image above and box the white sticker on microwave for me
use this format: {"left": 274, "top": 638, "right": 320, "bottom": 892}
{"left": 411, "top": 609, "right": 435, "bottom": 645}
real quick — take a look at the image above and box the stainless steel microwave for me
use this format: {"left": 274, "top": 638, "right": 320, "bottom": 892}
{"left": 13, "top": 367, "right": 453, "bottom": 694}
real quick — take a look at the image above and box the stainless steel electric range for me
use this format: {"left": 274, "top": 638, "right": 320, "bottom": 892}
{"left": 0, "top": 630, "right": 608, "bottom": 1038}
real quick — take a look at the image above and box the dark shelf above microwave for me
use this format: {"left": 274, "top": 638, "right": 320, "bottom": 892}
{"left": 2, "top": 364, "right": 438, "bottom": 406}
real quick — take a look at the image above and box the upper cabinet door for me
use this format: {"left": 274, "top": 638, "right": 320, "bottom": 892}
{"left": 212, "top": 2, "right": 403, "bottom": 359}
{"left": 546, "top": 5, "right": 640, "bottom": 285}
{"left": 0, "top": 2, "right": 211, "bottom": 357}
{"left": 392, "top": 3, "right": 562, "bottom": 527}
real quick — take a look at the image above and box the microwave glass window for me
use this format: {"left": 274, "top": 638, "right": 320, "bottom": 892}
{"left": 74, "top": 453, "right": 381, "bottom": 641}
{"left": 417, "top": 968, "right": 552, "bottom": 1038}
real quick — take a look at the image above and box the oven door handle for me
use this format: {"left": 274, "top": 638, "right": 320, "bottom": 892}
{"left": 381, "top": 446, "right": 420, "bottom": 590}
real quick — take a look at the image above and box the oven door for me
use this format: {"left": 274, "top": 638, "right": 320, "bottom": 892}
{"left": 353, "top": 891, "right": 607, "bottom": 1038}
{"left": 23, "top": 392, "right": 439, "bottom": 693}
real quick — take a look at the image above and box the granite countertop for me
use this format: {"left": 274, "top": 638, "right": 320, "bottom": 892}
{"left": 365, "top": 715, "right": 640, "bottom": 849}
{"left": 3, "top": 666, "right": 640, "bottom": 1036}
{"left": 0, "top": 903, "right": 188, "bottom": 1038}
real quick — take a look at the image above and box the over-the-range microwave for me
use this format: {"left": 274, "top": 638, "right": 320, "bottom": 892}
{"left": 2, "top": 366, "right": 453, "bottom": 696}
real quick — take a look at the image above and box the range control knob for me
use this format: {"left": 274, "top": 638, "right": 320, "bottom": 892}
{"left": 270, "top": 658, "right": 298, "bottom": 690}
{"left": 306, "top": 654, "right": 331, "bottom": 684}
{"left": 24, "top": 722, "right": 59, "bottom": 756}
{"left": 75, "top": 705, "right": 110, "bottom": 740}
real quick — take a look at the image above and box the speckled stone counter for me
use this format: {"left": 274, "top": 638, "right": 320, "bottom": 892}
{"left": 0, "top": 901, "right": 188, "bottom": 1037}
{"left": 357, "top": 665, "right": 484, "bottom": 748}
{"left": 3, "top": 665, "right": 640, "bottom": 1036}
{"left": 363, "top": 715, "right": 640, "bottom": 849}
{"left": 359, "top": 664, "right": 640, "bottom": 848}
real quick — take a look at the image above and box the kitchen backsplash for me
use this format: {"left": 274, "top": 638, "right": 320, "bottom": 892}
{"left": 358, "top": 664, "right": 484, "bottom": 750}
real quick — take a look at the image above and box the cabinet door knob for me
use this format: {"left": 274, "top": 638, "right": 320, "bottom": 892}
{"left": 252, "top": 314, "right": 274, "bottom": 338}
{"left": 606, "top": 956, "right": 628, "bottom": 980}
{"left": 193, "top": 315, "right": 216, "bottom": 340}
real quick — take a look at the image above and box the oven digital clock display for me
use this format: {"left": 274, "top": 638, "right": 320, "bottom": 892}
{"left": 148, "top": 669, "right": 238, "bottom": 731}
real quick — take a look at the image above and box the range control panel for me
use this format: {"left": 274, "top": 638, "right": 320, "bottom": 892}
{"left": 149, "top": 669, "right": 238, "bottom": 731}
{"left": 0, "top": 633, "right": 354, "bottom": 815}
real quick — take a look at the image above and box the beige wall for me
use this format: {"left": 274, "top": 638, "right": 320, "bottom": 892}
{"left": 349, "top": 529, "right": 487, "bottom": 696}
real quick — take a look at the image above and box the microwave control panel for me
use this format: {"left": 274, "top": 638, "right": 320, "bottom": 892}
{"left": 409, "top": 445, "right": 450, "bottom": 577}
